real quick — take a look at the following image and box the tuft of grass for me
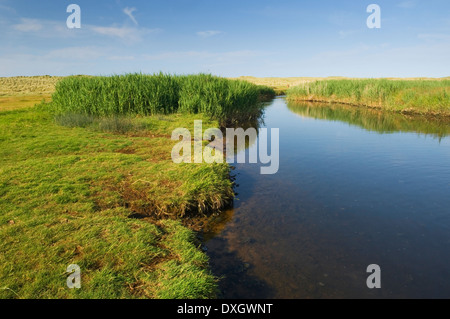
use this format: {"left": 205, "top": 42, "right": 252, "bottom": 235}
{"left": 286, "top": 79, "right": 450, "bottom": 116}
{"left": 55, "top": 113, "right": 96, "bottom": 128}
{"left": 55, "top": 113, "right": 152, "bottom": 134}
{"left": 149, "top": 220, "right": 219, "bottom": 299}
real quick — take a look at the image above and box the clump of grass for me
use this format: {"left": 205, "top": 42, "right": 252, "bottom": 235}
{"left": 55, "top": 113, "right": 96, "bottom": 128}
{"left": 51, "top": 73, "right": 275, "bottom": 125}
{"left": 178, "top": 74, "right": 272, "bottom": 125}
{"left": 150, "top": 220, "right": 219, "bottom": 299}
{"left": 287, "top": 79, "right": 450, "bottom": 116}
{"left": 97, "top": 116, "right": 140, "bottom": 134}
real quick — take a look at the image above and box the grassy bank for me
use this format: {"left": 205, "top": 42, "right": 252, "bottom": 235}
{"left": 286, "top": 79, "right": 450, "bottom": 117}
{"left": 0, "top": 105, "right": 231, "bottom": 298}
{"left": 0, "top": 74, "right": 273, "bottom": 299}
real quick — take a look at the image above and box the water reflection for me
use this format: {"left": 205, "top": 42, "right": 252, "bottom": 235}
{"left": 287, "top": 101, "right": 450, "bottom": 139}
{"left": 221, "top": 115, "right": 263, "bottom": 157}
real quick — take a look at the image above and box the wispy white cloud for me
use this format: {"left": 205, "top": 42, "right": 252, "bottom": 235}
{"left": 143, "top": 51, "right": 215, "bottom": 60}
{"left": 139, "top": 49, "right": 272, "bottom": 76}
{"left": 0, "top": 52, "right": 98, "bottom": 76}
{"left": 328, "top": 11, "right": 357, "bottom": 27}
{"left": 12, "top": 18, "right": 43, "bottom": 32}
{"left": 397, "top": 1, "right": 417, "bottom": 8}
{"left": 0, "top": 3, "right": 15, "bottom": 13}
{"left": 418, "top": 33, "right": 450, "bottom": 41}
{"left": 142, "top": 50, "right": 262, "bottom": 61}
{"left": 196, "top": 30, "right": 223, "bottom": 38}
{"left": 107, "top": 55, "right": 135, "bottom": 61}
{"left": 91, "top": 26, "right": 136, "bottom": 39}
{"left": 123, "top": 7, "right": 138, "bottom": 25}
{"left": 45, "top": 46, "right": 105, "bottom": 60}
{"left": 0, "top": 46, "right": 136, "bottom": 76}
{"left": 6, "top": 16, "right": 161, "bottom": 44}
{"left": 310, "top": 44, "right": 371, "bottom": 62}
{"left": 89, "top": 25, "right": 161, "bottom": 43}
{"left": 7, "top": 18, "right": 76, "bottom": 38}
{"left": 338, "top": 30, "right": 358, "bottom": 39}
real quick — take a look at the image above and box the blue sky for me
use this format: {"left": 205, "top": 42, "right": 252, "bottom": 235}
{"left": 0, "top": 0, "right": 449, "bottom": 77}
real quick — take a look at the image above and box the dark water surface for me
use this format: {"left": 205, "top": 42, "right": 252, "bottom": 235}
{"left": 204, "top": 97, "right": 450, "bottom": 299}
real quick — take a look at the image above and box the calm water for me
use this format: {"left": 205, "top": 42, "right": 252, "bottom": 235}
{"left": 204, "top": 97, "right": 450, "bottom": 299}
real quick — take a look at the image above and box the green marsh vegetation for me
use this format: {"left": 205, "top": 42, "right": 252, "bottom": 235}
{"left": 0, "top": 74, "right": 274, "bottom": 299}
{"left": 287, "top": 79, "right": 450, "bottom": 117}
{"left": 52, "top": 73, "right": 275, "bottom": 127}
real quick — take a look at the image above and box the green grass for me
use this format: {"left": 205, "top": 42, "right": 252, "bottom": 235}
{"left": 51, "top": 73, "right": 274, "bottom": 126}
{"left": 287, "top": 79, "right": 450, "bottom": 116}
{"left": 0, "top": 102, "right": 234, "bottom": 299}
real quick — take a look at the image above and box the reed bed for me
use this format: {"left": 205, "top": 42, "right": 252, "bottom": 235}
{"left": 51, "top": 73, "right": 275, "bottom": 125}
{"left": 287, "top": 79, "right": 450, "bottom": 116}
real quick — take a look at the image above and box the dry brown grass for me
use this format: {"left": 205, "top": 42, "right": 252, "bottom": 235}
{"left": 232, "top": 76, "right": 351, "bottom": 95}
{"left": 234, "top": 76, "right": 338, "bottom": 86}
{"left": 0, "top": 94, "right": 53, "bottom": 111}
{"left": 0, "top": 76, "right": 62, "bottom": 111}
{"left": 0, "top": 75, "right": 61, "bottom": 96}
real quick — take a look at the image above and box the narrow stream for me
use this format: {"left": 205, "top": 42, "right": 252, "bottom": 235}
{"left": 204, "top": 97, "right": 450, "bottom": 299}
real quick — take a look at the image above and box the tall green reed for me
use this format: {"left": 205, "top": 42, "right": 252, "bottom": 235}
{"left": 287, "top": 79, "right": 450, "bottom": 114}
{"left": 51, "top": 73, "right": 275, "bottom": 124}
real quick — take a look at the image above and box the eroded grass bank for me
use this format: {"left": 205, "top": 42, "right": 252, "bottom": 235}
{"left": 286, "top": 79, "right": 450, "bottom": 117}
{"left": 0, "top": 74, "right": 273, "bottom": 299}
